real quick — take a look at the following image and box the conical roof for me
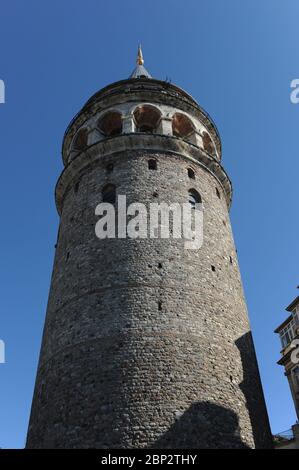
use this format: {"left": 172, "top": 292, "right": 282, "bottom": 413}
{"left": 129, "top": 45, "right": 152, "bottom": 79}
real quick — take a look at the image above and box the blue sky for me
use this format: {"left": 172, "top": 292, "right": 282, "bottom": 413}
{"left": 0, "top": 0, "right": 298, "bottom": 448}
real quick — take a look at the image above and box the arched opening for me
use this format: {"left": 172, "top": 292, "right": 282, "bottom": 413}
{"left": 148, "top": 159, "right": 157, "bottom": 170}
{"left": 187, "top": 168, "right": 195, "bottom": 179}
{"left": 133, "top": 105, "right": 161, "bottom": 133}
{"left": 106, "top": 163, "right": 114, "bottom": 174}
{"left": 188, "top": 189, "right": 202, "bottom": 209}
{"left": 98, "top": 111, "right": 122, "bottom": 137}
{"left": 102, "top": 184, "right": 116, "bottom": 205}
{"left": 202, "top": 131, "right": 215, "bottom": 155}
{"left": 172, "top": 113, "right": 196, "bottom": 144}
{"left": 72, "top": 128, "right": 88, "bottom": 151}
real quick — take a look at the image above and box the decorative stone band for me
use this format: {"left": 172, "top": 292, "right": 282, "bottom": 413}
{"left": 55, "top": 133, "right": 232, "bottom": 215}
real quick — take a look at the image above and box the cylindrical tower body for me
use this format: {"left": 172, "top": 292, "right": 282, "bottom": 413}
{"left": 26, "top": 77, "right": 272, "bottom": 448}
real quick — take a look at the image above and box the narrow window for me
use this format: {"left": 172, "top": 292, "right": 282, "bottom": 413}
{"left": 293, "top": 367, "right": 299, "bottom": 389}
{"left": 148, "top": 159, "right": 157, "bottom": 170}
{"left": 211, "top": 265, "right": 216, "bottom": 272}
{"left": 74, "top": 181, "right": 80, "bottom": 194}
{"left": 216, "top": 187, "right": 221, "bottom": 199}
{"left": 106, "top": 163, "right": 114, "bottom": 174}
{"left": 158, "top": 301, "right": 162, "bottom": 311}
{"left": 188, "top": 189, "right": 201, "bottom": 209}
{"left": 102, "top": 184, "right": 116, "bottom": 205}
{"left": 187, "top": 168, "right": 195, "bottom": 179}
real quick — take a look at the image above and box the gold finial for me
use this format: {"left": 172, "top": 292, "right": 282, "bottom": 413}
{"left": 137, "top": 44, "right": 144, "bottom": 65}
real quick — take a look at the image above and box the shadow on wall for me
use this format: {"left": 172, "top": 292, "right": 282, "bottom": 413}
{"left": 153, "top": 332, "right": 273, "bottom": 449}
{"left": 236, "top": 332, "right": 273, "bottom": 449}
{"left": 152, "top": 402, "right": 250, "bottom": 449}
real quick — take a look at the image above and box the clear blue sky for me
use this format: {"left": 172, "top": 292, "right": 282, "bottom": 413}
{"left": 0, "top": 0, "right": 298, "bottom": 448}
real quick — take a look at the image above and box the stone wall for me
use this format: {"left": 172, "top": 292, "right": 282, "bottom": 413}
{"left": 26, "top": 143, "right": 272, "bottom": 448}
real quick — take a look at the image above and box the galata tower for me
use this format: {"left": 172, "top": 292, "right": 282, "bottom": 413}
{"left": 26, "top": 47, "right": 273, "bottom": 449}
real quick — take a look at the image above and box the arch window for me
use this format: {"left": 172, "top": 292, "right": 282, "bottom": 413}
{"left": 133, "top": 105, "right": 161, "bottom": 133}
{"left": 72, "top": 128, "right": 88, "bottom": 151}
{"left": 202, "top": 131, "right": 215, "bottom": 155}
{"left": 102, "top": 184, "right": 116, "bottom": 205}
{"left": 188, "top": 189, "right": 202, "bottom": 209}
{"left": 148, "top": 159, "right": 157, "bottom": 170}
{"left": 98, "top": 111, "right": 122, "bottom": 137}
{"left": 106, "top": 163, "right": 114, "bottom": 174}
{"left": 172, "top": 113, "right": 196, "bottom": 144}
{"left": 187, "top": 168, "right": 195, "bottom": 179}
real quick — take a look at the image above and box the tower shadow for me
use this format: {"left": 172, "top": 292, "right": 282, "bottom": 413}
{"left": 152, "top": 332, "right": 273, "bottom": 449}
{"left": 152, "top": 402, "right": 250, "bottom": 449}
{"left": 235, "top": 332, "right": 273, "bottom": 449}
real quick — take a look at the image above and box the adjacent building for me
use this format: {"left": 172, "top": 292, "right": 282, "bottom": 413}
{"left": 274, "top": 291, "right": 299, "bottom": 449}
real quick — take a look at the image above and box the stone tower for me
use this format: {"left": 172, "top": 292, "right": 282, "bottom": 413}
{"left": 26, "top": 48, "right": 273, "bottom": 449}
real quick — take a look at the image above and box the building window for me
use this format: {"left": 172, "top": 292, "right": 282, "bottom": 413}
{"left": 216, "top": 187, "right": 221, "bottom": 199}
{"left": 188, "top": 189, "right": 201, "bottom": 209}
{"left": 106, "top": 163, "right": 114, "bottom": 174}
{"left": 148, "top": 159, "right": 157, "bottom": 170}
{"left": 172, "top": 113, "right": 196, "bottom": 144}
{"left": 98, "top": 111, "right": 122, "bottom": 137}
{"left": 202, "top": 131, "right": 215, "bottom": 155}
{"left": 133, "top": 105, "right": 161, "bottom": 133}
{"left": 187, "top": 168, "right": 195, "bottom": 179}
{"left": 293, "top": 367, "right": 299, "bottom": 389}
{"left": 74, "top": 181, "right": 80, "bottom": 194}
{"left": 280, "top": 316, "right": 298, "bottom": 348}
{"left": 102, "top": 184, "right": 116, "bottom": 205}
{"left": 72, "top": 128, "right": 88, "bottom": 151}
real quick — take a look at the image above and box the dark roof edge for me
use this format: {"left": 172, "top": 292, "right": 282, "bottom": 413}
{"left": 286, "top": 296, "right": 299, "bottom": 312}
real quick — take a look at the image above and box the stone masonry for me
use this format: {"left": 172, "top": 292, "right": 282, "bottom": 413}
{"left": 26, "top": 77, "right": 273, "bottom": 448}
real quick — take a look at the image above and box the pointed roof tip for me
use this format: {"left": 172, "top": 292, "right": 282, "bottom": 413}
{"left": 129, "top": 44, "right": 152, "bottom": 79}
{"left": 137, "top": 44, "right": 144, "bottom": 65}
